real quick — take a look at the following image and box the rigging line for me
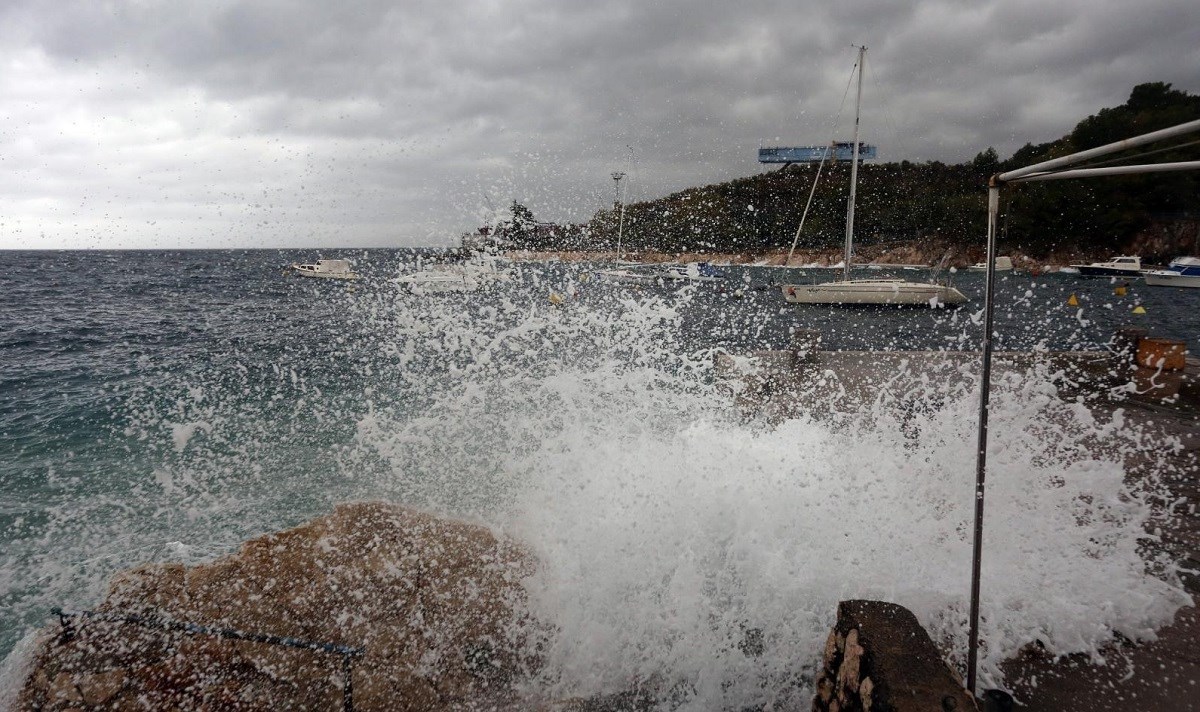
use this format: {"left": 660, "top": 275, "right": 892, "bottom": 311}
{"left": 862, "top": 50, "right": 900, "bottom": 163}
{"left": 785, "top": 57, "right": 858, "bottom": 265}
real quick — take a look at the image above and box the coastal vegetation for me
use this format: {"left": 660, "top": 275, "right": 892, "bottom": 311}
{"left": 499, "top": 82, "right": 1199, "bottom": 262}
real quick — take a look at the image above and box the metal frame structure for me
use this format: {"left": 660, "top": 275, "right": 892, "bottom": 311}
{"left": 967, "top": 117, "right": 1200, "bottom": 694}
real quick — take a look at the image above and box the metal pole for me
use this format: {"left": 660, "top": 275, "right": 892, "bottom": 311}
{"left": 967, "top": 181, "right": 1001, "bottom": 694}
{"left": 963, "top": 118, "right": 1200, "bottom": 698}
{"left": 611, "top": 171, "right": 626, "bottom": 259}
{"left": 842, "top": 45, "right": 865, "bottom": 282}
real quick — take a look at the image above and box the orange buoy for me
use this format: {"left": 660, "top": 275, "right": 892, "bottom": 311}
{"left": 1067, "top": 293, "right": 1079, "bottom": 306}
{"left": 1137, "top": 337, "right": 1187, "bottom": 370}
{"left": 1114, "top": 285, "right": 1127, "bottom": 296}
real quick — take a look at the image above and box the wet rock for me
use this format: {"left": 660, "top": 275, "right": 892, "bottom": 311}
{"left": 76, "top": 668, "right": 125, "bottom": 705}
{"left": 813, "top": 600, "right": 978, "bottom": 712}
{"left": 47, "top": 671, "right": 82, "bottom": 704}
{"left": 15, "top": 502, "right": 538, "bottom": 711}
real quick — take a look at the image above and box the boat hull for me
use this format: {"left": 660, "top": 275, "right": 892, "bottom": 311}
{"left": 1074, "top": 266, "right": 1141, "bottom": 277}
{"left": 287, "top": 259, "right": 359, "bottom": 280}
{"left": 594, "top": 269, "right": 658, "bottom": 286}
{"left": 288, "top": 267, "right": 358, "bottom": 280}
{"left": 1144, "top": 271, "right": 1200, "bottom": 288}
{"left": 781, "top": 279, "right": 967, "bottom": 306}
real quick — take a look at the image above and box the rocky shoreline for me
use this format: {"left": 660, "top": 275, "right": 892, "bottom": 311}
{"left": 14, "top": 503, "right": 541, "bottom": 711}
{"left": 506, "top": 247, "right": 1083, "bottom": 271}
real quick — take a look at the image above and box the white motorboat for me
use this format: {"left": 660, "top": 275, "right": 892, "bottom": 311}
{"left": 1069, "top": 255, "right": 1142, "bottom": 277}
{"left": 968, "top": 256, "right": 1013, "bottom": 272}
{"left": 395, "top": 254, "right": 512, "bottom": 294}
{"left": 660, "top": 262, "right": 727, "bottom": 282}
{"left": 779, "top": 47, "right": 966, "bottom": 308}
{"left": 596, "top": 261, "right": 727, "bottom": 286}
{"left": 286, "top": 258, "right": 359, "bottom": 280}
{"left": 1144, "top": 256, "right": 1200, "bottom": 288}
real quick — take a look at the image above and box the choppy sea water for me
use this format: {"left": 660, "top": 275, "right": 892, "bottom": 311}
{"left": 1, "top": 249, "right": 1197, "bottom": 706}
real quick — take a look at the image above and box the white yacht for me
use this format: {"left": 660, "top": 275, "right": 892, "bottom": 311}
{"left": 778, "top": 47, "right": 967, "bottom": 308}
{"left": 1143, "top": 256, "right": 1200, "bottom": 288}
{"left": 1069, "top": 255, "right": 1142, "bottom": 277}
{"left": 286, "top": 259, "right": 359, "bottom": 280}
{"left": 394, "top": 254, "right": 512, "bottom": 294}
{"left": 783, "top": 279, "right": 966, "bottom": 306}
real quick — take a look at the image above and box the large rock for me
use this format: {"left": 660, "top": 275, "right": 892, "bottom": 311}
{"left": 16, "top": 502, "right": 540, "bottom": 711}
{"left": 813, "top": 600, "right": 978, "bottom": 712}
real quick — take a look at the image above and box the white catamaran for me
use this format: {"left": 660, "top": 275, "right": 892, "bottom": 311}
{"left": 780, "top": 47, "right": 967, "bottom": 307}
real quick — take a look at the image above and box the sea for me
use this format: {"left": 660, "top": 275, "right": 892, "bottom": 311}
{"left": 1, "top": 249, "right": 1197, "bottom": 706}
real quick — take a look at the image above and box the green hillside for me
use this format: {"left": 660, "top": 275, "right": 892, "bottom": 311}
{"left": 504, "top": 83, "right": 1200, "bottom": 260}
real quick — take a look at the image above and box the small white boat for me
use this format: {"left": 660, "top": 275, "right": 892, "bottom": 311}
{"left": 286, "top": 259, "right": 359, "bottom": 280}
{"left": 967, "top": 256, "right": 1013, "bottom": 272}
{"left": 395, "top": 255, "right": 511, "bottom": 294}
{"left": 1143, "top": 256, "right": 1200, "bottom": 288}
{"left": 1069, "top": 255, "right": 1142, "bottom": 277}
{"left": 659, "top": 262, "right": 726, "bottom": 282}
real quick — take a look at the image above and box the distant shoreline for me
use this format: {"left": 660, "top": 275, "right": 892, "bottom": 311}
{"left": 504, "top": 249, "right": 1081, "bottom": 271}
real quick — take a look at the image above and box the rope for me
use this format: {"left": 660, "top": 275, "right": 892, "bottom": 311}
{"left": 52, "top": 607, "right": 364, "bottom": 711}
{"left": 785, "top": 57, "right": 859, "bottom": 266}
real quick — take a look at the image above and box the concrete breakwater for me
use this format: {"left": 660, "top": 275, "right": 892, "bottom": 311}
{"left": 715, "top": 328, "right": 1199, "bottom": 424}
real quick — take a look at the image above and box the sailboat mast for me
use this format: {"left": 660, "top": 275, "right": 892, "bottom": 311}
{"left": 842, "top": 45, "right": 866, "bottom": 282}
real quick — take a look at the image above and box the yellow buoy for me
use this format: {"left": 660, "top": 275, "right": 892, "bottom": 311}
{"left": 1132, "top": 305, "right": 1147, "bottom": 314}
{"left": 1067, "top": 293, "right": 1079, "bottom": 306}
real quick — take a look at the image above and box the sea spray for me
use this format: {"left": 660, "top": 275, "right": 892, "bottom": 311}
{"left": 350, "top": 278, "right": 1188, "bottom": 706}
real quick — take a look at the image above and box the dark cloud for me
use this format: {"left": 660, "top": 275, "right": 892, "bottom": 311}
{"left": 0, "top": 0, "right": 1196, "bottom": 248}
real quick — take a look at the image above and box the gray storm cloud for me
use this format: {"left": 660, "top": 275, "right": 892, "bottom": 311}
{"left": 1, "top": 0, "right": 1196, "bottom": 248}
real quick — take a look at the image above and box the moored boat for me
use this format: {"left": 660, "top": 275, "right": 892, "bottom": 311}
{"left": 777, "top": 47, "right": 966, "bottom": 308}
{"left": 660, "top": 262, "right": 726, "bottom": 282}
{"left": 968, "top": 256, "right": 1013, "bottom": 272}
{"left": 1069, "top": 255, "right": 1142, "bottom": 277}
{"left": 783, "top": 279, "right": 967, "bottom": 306}
{"left": 1143, "top": 256, "right": 1200, "bottom": 288}
{"left": 395, "top": 254, "right": 512, "bottom": 294}
{"left": 286, "top": 258, "right": 359, "bottom": 280}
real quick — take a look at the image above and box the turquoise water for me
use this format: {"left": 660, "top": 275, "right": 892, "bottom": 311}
{"left": 1, "top": 249, "right": 1196, "bottom": 702}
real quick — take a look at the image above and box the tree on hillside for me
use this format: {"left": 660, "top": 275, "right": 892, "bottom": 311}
{"left": 499, "top": 201, "right": 538, "bottom": 248}
{"left": 971, "top": 147, "right": 1000, "bottom": 176}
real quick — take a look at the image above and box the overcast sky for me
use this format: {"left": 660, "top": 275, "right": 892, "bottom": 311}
{"left": 1, "top": 0, "right": 1197, "bottom": 249}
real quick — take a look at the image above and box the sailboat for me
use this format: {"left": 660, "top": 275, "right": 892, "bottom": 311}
{"left": 780, "top": 47, "right": 967, "bottom": 307}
